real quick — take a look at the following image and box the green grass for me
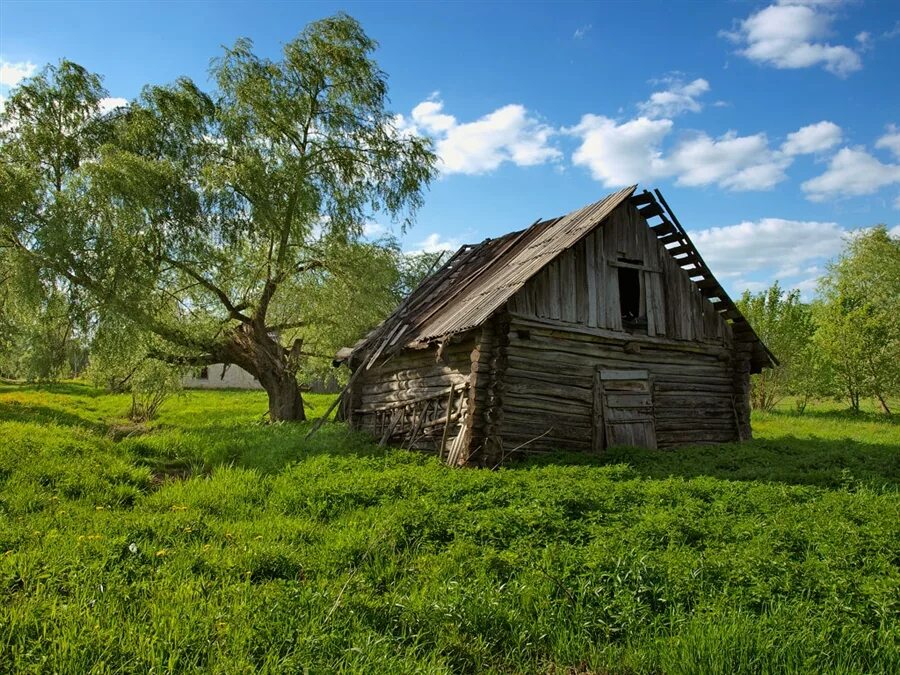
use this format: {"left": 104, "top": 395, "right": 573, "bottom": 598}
{"left": 1, "top": 382, "right": 898, "bottom": 673}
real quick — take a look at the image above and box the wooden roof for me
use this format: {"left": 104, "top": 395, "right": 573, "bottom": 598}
{"left": 351, "top": 186, "right": 775, "bottom": 372}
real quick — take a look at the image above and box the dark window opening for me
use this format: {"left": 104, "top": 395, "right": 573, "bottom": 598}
{"left": 198, "top": 367, "right": 209, "bottom": 380}
{"left": 617, "top": 265, "right": 647, "bottom": 331}
{"left": 516, "top": 329, "right": 531, "bottom": 340}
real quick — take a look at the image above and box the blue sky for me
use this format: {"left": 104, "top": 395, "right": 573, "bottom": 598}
{"left": 2, "top": 0, "right": 899, "bottom": 297}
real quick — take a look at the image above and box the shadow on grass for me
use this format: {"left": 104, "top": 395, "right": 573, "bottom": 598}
{"left": 0, "top": 381, "right": 108, "bottom": 398}
{"left": 125, "top": 418, "right": 389, "bottom": 476}
{"left": 0, "top": 401, "right": 108, "bottom": 434}
{"left": 518, "top": 434, "right": 899, "bottom": 491}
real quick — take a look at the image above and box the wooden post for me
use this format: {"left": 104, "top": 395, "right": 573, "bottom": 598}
{"left": 438, "top": 385, "right": 456, "bottom": 461}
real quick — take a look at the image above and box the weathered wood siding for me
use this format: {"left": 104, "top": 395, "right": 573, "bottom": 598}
{"left": 486, "top": 315, "right": 741, "bottom": 459}
{"left": 351, "top": 336, "right": 475, "bottom": 452}
{"left": 506, "top": 202, "right": 729, "bottom": 345}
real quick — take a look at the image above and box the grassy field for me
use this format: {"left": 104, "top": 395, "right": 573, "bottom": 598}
{"left": 1, "top": 382, "right": 898, "bottom": 673}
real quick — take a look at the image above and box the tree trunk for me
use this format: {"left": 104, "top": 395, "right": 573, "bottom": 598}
{"left": 260, "top": 369, "right": 305, "bottom": 422}
{"left": 875, "top": 393, "right": 892, "bottom": 416}
{"left": 222, "top": 324, "right": 306, "bottom": 422}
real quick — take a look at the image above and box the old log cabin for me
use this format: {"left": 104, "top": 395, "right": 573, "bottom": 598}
{"left": 336, "top": 185, "right": 775, "bottom": 466}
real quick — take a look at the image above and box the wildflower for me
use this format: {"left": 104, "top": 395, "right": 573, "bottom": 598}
{"left": 95, "top": 506, "right": 104, "bottom": 511}
{"left": 155, "top": 549, "right": 168, "bottom": 557}
{"left": 128, "top": 543, "right": 139, "bottom": 554}
{"left": 170, "top": 505, "right": 188, "bottom": 512}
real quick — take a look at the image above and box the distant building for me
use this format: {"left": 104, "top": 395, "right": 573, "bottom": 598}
{"left": 183, "top": 363, "right": 341, "bottom": 393}
{"left": 183, "top": 364, "right": 262, "bottom": 390}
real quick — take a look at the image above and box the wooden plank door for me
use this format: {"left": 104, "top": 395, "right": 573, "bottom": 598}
{"left": 593, "top": 368, "right": 657, "bottom": 451}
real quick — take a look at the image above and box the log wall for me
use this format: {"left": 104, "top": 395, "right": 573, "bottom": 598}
{"left": 350, "top": 335, "right": 476, "bottom": 453}
{"left": 490, "top": 314, "right": 742, "bottom": 457}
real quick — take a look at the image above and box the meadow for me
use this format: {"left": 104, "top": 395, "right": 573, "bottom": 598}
{"left": 1, "top": 382, "right": 898, "bottom": 674}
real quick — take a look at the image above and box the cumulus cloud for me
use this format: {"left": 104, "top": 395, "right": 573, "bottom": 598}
{"left": 781, "top": 120, "right": 842, "bottom": 155}
{"left": 722, "top": 1, "right": 862, "bottom": 77}
{"left": 802, "top": 147, "right": 900, "bottom": 201}
{"left": 569, "top": 115, "right": 672, "bottom": 186}
{"left": 690, "top": 218, "right": 846, "bottom": 286}
{"left": 0, "top": 59, "right": 37, "bottom": 87}
{"left": 397, "top": 97, "right": 561, "bottom": 175}
{"left": 569, "top": 114, "right": 839, "bottom": 191}
{"left": 666, "top": 131, "right": 789, "bottom": 190}
{"left": 875, "top": 124, "right": 900, "bottom": 159}
{"left": 638, "top": 78, "right": 710, "bottom": 118}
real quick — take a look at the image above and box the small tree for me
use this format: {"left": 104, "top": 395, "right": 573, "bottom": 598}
{"left": 736, "top": 282, "right": 815, "bottom": 411}
{"left": 816, "top": 226, "right": 899, "bottom": 414}
{"left": 128, "top": 359, "right": 182, "bottom": 422}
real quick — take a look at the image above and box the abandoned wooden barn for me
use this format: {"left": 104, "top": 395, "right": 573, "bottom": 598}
{"left": 336, "top": 185, "right": 775, "bottom": 466}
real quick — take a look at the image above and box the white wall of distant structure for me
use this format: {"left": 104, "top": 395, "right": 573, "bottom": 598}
{"left": 183, "top": 364, "right": 262, "bottom": 390}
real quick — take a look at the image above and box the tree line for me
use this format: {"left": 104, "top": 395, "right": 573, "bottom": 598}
{"left": 736, "top": 225, "right": 899, "bottom": 415}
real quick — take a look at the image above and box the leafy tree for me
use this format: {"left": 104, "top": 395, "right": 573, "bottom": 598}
{"left": 0, "top": 14, "right": 437, "bottom": 420}
{"left": 736, "top": 282, "right": 816, "bottom": 411}
{"left": 815, "top": 226, "right": 899, "bottom": 414}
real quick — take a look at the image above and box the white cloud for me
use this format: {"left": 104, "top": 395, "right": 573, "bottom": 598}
{"left": 362, "top": 222, "right": 389, "bottom": 238}
{"left": 666, "top": 131, "right": 790, "bottom": 190}
{"left": 690, "top": 218, "right": 846, "bottom": 280}
{"left": 802, "top": 147, "right": 900, "bottom": 201}
{"left": 406, "top": 233, "right": 462, "bottom": 254}
{"left": 568, "top": 115, "right": 835, "bottom": 191}
{"left": 573, "top": 24, "right": 592, "bottom": 40}
{"left": 875, "top": 124, "right": 900, "bottom": 159}
{"left": 98, "top": 97, "right": 128, "bottom": 115}
{"left": 0, "top": 59, "right": 37, "bottom": 88}
{"left": 723, "top": 2, "right": 862, "bottom": 77}
{"left": 399, "top": 97, "right": 561, "bottom": 175}
{"left": 638, "top": 78, "right": 710, "bottom": 118}
{"left": 568, "top": 114, "right": 672, "bottom": 186}
{"left": 781, "top": 120, "right": 842, "bottom": 155}
{"left": 889, "top": 224, "right": 900, "bottom": 237}
{"left": 411, "top": 100, "right": 455, "bottom": 133}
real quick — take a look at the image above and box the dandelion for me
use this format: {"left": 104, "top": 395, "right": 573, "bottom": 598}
{"left": 95, "top": 506, "right": 104, "bottom": 511}
{"left": 128, "top": 543, "right": 139, "bottom": 554}
{"left": 170, "top": 505, "right": 188, "bottom": 512}
{"left": 155, "top": 549, "right": 168, "bottom": 557}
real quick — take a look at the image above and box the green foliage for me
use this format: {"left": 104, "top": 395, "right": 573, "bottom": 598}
{"left": 0, "top": 384, "right": 898, "bottom": 673}
{"left": 815, "top": 226, "right": 900, "bottom": 413}
{"left": 128, "top": 360, "right": 183, "bottom": 422}
{"left": 0, "top": 15, "right": 437, "bottom": 419}
{"left": 736, "top": 282, "right": 816, "bottom": 411}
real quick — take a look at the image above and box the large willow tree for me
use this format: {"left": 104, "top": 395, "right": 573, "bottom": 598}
{"left": 1, "top": 14, "right": 436, "bottom": 420}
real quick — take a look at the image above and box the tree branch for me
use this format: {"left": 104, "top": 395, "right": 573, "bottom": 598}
{"left": 161, "top": 256, "right": 252, "bottom": 323}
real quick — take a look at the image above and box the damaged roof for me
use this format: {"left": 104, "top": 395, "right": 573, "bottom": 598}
{"left": 349, "top": 185, "right": 775, "bottom": 372}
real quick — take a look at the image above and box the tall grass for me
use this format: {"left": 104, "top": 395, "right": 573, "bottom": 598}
{"left": 1, "top": 382, "right": 898, "bottom": 673}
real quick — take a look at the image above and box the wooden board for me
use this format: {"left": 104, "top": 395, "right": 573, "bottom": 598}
{"left": 594, "top": 368, "right": 657, "bottom": 451}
